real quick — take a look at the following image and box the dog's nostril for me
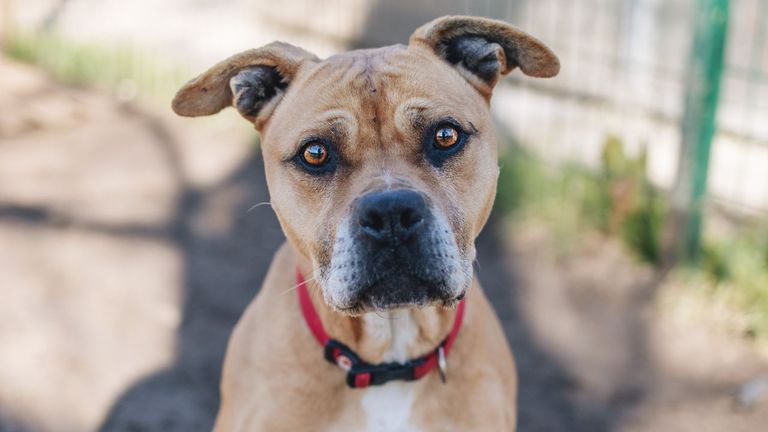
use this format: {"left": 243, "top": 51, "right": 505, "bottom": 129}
{"left": 400, "top": 208, "right": 423, "bottom": 230}
{"left": 361, "top": 210, "right": 385, "bottom": 232}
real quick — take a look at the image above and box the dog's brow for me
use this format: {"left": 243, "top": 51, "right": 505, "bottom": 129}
{"left": 395, "top": 98, "right": 466, "bottom": 134}
{"left": 284, "top": 109, "right": 358, "bottom": 158}
{"left": 320, "top": 110, "right": 357, "bottom": 137}
{"left": 394, "top": 98, "right": 434, "bottom": 134}
{"left": 293, "top": 110, "right": 356, "bottom": 138}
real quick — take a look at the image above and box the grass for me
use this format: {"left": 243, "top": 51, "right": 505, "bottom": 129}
{"left": 4, "top": 31, "right": 187, "bottom": 103}
{"left": 699, "top": 226, "right": 768, "bottom": 341}
{"left": 496, "top": 137, "right": 768, "bottom": 343}
{"left": 496, "top": 136, "right": 664, "bottom": 263}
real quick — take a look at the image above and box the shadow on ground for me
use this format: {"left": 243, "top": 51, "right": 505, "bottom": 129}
{"left": 476, "top": 221, "right": 661, "bottom": 432}
{"left": 95, "top": 113, "right": 284, "bottom": 430}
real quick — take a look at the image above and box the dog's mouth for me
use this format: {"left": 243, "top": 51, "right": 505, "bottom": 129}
{"left": 334, "top": 289, "right": 466, "bottom": 315}
{"left": 321, "top": 232, "right": 471, "bottom": 314}
{"left": 336, "top": 270, "right": 465, "bottom": 314}
{"left": 320, "top": 188, "right": 471, "bottom": 314}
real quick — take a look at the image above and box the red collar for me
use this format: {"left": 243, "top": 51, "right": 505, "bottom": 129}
{"left": 296, "top": 267, "right": 466, "bottom": 388}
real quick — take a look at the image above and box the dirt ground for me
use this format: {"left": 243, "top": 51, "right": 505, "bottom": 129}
{"left": 1, "top": 57, "right": 767, "bottom": 432}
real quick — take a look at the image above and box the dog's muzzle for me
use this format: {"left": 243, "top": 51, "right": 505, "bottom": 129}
{"left": 340, "top": 188, "right": 458, "bottom": 310}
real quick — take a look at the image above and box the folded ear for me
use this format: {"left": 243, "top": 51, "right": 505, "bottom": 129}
{"left": 172, "top": 41, "right": 318, "bottom": 128}
{"left": 410, "top": 16, "right": 559, "bottom": 95}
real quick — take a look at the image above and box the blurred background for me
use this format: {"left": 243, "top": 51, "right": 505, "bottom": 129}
{"left": 0, "top": 0, "right": 767, "bottom": 431}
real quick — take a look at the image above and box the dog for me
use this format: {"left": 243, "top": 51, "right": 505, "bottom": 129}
{"left": 172, "top": 15, "right": 558, "bottom": 431}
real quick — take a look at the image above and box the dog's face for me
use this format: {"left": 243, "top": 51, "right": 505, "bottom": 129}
{"left": 173, "top": 16, "right": 558, "bottom": 314}
{"left": 263, "top": 45, "right": 498, "bottom": 313}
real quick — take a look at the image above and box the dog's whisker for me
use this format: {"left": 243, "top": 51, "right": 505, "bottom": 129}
{"left": 246, "top": 201, "right": 273, "bottom": 214}
{"left": 473, "top": 257, "right": 481, "bottom": 272}
{"left": 280, "top": 275, "right": 318, "bottom": 296}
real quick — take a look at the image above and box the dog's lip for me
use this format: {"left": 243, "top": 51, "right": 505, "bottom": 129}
{"left": 329, "top": 285, "right": 466, "bottom": 315}
{"left": 322, "top": 249, "right": 468, "bottom": 313}
{"left": 359, "top": 271, "right": 442, "bottom": 291}
{"left": 332, "top": 297, "right": 457, "bottom": 315}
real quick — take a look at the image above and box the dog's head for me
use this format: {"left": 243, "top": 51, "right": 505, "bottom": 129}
{"left": 173, "top": 16, "right": 558, "bottom": 314}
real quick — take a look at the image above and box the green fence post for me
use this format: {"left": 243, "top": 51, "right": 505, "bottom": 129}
{"left": 666, "top": 0, "right": 729, "bottom": 264}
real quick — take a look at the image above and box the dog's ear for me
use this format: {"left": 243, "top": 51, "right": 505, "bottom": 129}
{"left": 172, "top": 42, "right": 318, "bottom": 128}
{"left": 410, "top": 16, "right": 559, "bottom": 96}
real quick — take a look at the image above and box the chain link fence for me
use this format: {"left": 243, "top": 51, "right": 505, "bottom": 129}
{"left": 3, "top": 0, "right": 767, "bottom": 214}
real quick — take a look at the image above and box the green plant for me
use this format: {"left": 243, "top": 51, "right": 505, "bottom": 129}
{"left": 3, "top": 31, "right": 185, "bottom": 102}
{"left": 561, "top": 164, "right": 612, "bottom": 232}
{"left": 599, "top": 137, "right": 664, "bottom": 264}
{"left": 495, "top": 137, "right": 665, "bottom": 263}
{"left": 495, "top": 144, "right": 544, "bottom": 216}
{"left": 691, "top": 222, "right": 768, "bottom": 340}
{"left": 621, "top": 189, "right": 663, "bottom": 264}
{"left": 700, "top": 241, "right": 731, "bottom": 283}
{"left": 495, "top": 136, "right": 768, "bottom": 345}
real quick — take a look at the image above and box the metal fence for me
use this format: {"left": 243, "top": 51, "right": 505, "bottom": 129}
{"left": 235, "top": 0, "right": 768, "bottom": 215}
{"left": 4, "top": 0, "right": 768, "bottom": 216}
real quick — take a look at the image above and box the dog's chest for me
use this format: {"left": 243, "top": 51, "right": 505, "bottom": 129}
{"left": 361, "top": 383, "right": 421, "bottom": 432}
{"left": 358, "top": 310, "right": 424, "bottom": 432}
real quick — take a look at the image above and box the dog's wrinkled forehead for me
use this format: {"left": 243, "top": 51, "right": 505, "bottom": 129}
{"left": 264, "top": 45, "right": 483, "bottom": 153}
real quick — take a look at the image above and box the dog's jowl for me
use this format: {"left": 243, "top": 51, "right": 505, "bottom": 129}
{"left": 173, "top": 15, "right": 558, "bottom": 432}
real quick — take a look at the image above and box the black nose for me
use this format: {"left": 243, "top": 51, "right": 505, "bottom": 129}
{"left": 356, "top": 189, "right": 428, "bottom": 242}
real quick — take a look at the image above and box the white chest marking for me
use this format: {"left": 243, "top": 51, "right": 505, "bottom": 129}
{"left": 362, "top": 382, "right": 421, "bottom": 432}
{"left": 360, "top": 310, "right": 424, "bottom": 432}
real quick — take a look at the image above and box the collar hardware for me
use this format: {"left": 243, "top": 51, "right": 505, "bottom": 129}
{"left": 438, "top": 346, "right": 447, "bottom": 383}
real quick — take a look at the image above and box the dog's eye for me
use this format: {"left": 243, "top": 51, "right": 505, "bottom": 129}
{"left": 293, "top": 139, "right": 337, "bottom": 174}
{"left": 424, "top": 121, "right": 469, "bottom": 167}
{"left": 301, "top": 142, "right": 329, "bottom": 166}
{"left": 434, "top": 126, "right": 459, "bottom": 149}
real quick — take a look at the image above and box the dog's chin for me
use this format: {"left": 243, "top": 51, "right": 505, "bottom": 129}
{"left": 326, "top": 277, "right": 467, "bottom": 316}
{"left": 331, "top": 297, "right": 465, "bottom": 316}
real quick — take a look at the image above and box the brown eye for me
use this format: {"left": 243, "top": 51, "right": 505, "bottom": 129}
{"left": 302, "top": 142, "right": 328, "bottom": 166}
{"left": 434, "top": 126, "right": 459, "bottom": 148}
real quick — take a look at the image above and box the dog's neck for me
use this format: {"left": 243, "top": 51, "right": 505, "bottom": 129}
{"left": 298, "top": 262, "right": 459, "bottom": 364}
{"left": 318, "top": 298, "right": 457, "bottom": 364}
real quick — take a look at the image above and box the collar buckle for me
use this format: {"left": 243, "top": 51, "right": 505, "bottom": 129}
{"left": 348, "top": 358, "right": 424, "bottom": 388}
{"left": 322, "top": 338, "right": 426, "bottom": 388}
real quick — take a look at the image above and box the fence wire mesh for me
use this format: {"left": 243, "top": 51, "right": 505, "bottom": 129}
{"left": 3, "top": 0, "right": 768, "bottom": 214}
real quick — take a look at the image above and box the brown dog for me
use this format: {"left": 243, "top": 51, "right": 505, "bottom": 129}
{"left": 173, "top": 15, "right": 558, "bottom": 431}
